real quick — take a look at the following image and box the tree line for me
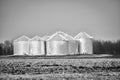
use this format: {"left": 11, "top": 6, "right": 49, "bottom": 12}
{"left": 0, "top": 40, "right": 13, "bottom": 55}
{"left": 0, "top": 40, "right": 120, "bottom": 55}
{"left": 93, "top": 40, "right": 120, "bottom": 55}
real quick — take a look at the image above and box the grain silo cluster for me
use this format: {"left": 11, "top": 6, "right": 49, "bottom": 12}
{"left": 14, "top": 31, "right": 93, "bottom": 56}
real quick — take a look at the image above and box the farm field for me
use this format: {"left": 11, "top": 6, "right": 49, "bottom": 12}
{"left": 0, "top": 55, "right": 120, "bottom": 80}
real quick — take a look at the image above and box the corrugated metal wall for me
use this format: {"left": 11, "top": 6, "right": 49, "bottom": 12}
{"left": 79, "top": 38, "right": 93, "bottom": 54}
{"left": 68, "top": 40, "right": 79, "bottom": 55}
{"left": 46, "top": 41, "right": 69, "bottom": 55}
{"left": 29, "top": 40, "right": 45, "bottom": 55}
{"left": 14, "top": 41, "right": 29, "bottom": 55}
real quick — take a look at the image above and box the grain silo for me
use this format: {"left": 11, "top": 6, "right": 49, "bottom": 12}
{"left": 56, "top": 31, "right": 78, "bottom": 55}
{"left": 29, "top": 36, "right": 45, "bottom": 55}
{"left": 46, "top": 32, "right": 69, "bottom": 56}
{"left": 14, "top": 35, "right": 30, "bottom": 55}
{"left": 74, "top": 32, "right": 93, "bottom": 54}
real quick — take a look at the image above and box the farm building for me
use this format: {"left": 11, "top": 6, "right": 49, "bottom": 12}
{"left": 46, "top": 32, "right": 69, "bottom": 55}
{"left": 74, "top": 32, "right": 93, "bottom": 54}
{"left": 56, "top": 31, "right": 78, "bottom": 55}
{"left": 29, "top": 36, "right": 45, "bottom": 55}
{"left": 14, "top": 35, "right": 30, "bottom": 55}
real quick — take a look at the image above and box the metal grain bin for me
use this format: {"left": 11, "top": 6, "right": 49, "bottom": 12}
{"left": 29, "top": 36, "right": 45, "bottom": 55}
{"left": 56, "top": 31, "right": 78, "bottom": 55}
{"left": 46, "top": 32, "right": 69, "bottom": 56}
{"left": 74, "top": 32, "right": 93, "bottom": 54}
{"left": 14, "top": 35, "right": 30, "bottom": 55}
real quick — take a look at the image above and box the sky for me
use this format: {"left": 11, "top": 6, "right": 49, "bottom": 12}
{"left": 0, "top": 0, "right": 120, "bottom": 42}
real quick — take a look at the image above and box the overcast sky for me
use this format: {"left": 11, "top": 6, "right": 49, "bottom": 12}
{"left": 0, "top": 0, "right": 120, "bottom": 42}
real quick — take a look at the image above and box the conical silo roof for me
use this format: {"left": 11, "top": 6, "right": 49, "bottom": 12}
{"left": 30, "top": 35, "right": 43, "bottom": 41}
{"left": 14, "top": 35, "right": 30, "bottom": 42}
{"left": 47, "top": 32, "right": 68, "bottom": 41}
{"left": 74, "top": 32, "right": 93, "bottom": 39}
{"left": 56, "top": 31, "right": 74, "bottom": 40}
